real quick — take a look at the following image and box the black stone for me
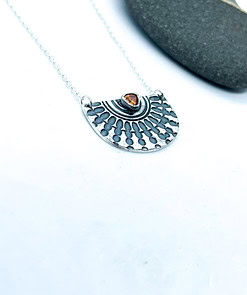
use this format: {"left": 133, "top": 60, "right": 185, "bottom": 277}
{"left": 125, "top": 0, "right": 247, "bottom": 89}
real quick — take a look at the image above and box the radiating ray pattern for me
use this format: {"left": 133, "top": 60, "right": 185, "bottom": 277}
{"left": 82, "top": 94, "right": 179, "bottom": 152}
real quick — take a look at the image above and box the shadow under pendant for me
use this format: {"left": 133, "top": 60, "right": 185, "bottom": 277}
{"left": 81, "top": 91, "right": 179, "bottom": 153}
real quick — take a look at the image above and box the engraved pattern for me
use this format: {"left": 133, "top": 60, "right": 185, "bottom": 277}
{"left": 82, "top": 94, "right": 179, "bottom": 152}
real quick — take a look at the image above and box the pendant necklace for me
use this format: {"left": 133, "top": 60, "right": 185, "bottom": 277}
{"left": 4, "top": 0, "right": 179, "bottom": 153}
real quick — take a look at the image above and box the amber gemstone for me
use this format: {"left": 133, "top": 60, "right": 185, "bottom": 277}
{"left": 124, "top": 93, "right": 139, "bottom": 106}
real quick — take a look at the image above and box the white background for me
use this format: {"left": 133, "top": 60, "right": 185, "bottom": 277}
{"left": 237, "top": 0, "right": 247, "bottom": 11}
{"left": 0, "top": 0, "right": 247, "bottom": 294}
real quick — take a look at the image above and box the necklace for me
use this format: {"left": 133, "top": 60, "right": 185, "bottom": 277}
{"left": 4, "top": 0, "right": 179, "bottom": 153}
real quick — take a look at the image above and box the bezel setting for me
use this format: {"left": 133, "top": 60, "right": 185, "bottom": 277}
{"left": 121, "top": 93, "right": 141, "bottom": 111}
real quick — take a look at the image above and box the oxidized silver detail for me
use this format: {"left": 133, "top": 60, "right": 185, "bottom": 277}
{"left": 81, "top": 92, "right": 179, "bottom": 153}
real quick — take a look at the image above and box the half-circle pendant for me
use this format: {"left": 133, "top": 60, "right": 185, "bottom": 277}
{"left": 81, "top": 91, "right": 179, "bottom": 153}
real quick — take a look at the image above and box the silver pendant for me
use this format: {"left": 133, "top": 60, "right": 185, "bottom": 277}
{"left": 81, "top": 91, "right": 179, "bottom": 153}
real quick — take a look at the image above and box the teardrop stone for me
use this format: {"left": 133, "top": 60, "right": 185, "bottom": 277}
{"left": 124, "top": 93, "right": 139, "bottom": 106}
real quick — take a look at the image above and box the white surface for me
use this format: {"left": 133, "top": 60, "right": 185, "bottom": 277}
{"left": 0, "top": 0, "right": 247, "bottom": 294}
{"left": 237, "top": 0, "right": 247, "bottom": 11}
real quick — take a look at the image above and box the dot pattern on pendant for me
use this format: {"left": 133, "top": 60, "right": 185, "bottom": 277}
{"left": 83, "top": 94, "right": 179, "bottom": 152}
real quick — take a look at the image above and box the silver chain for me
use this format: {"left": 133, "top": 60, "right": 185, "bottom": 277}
{"left": 88, "top": 0, "right": 154, "bottom": 95}
{"left": 3, "top": 0, "right": 154, "bottom": 104}
{"left": 3, "top": 0, "right": 83, "bottom": 103}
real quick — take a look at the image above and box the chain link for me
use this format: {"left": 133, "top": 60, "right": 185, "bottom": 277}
{"left": 89, "top": 0, "right": 154, "bottom": 95}
{"left": 4, "top": 0, "right": 154, "bottom": 104}
{"left": 4, "top": 0, "right": 83, "bottom": 103}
